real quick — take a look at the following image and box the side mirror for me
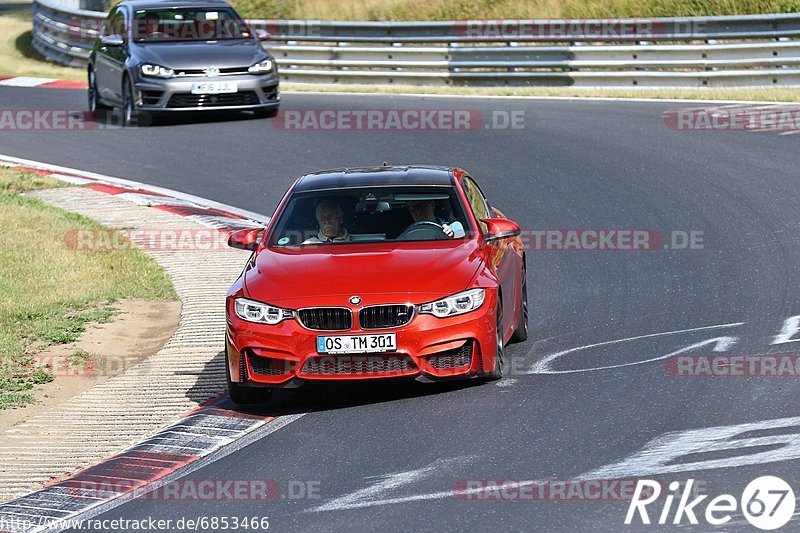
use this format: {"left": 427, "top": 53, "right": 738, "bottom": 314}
{"left": 254, "top": 28, "right": 271, "bottom": 41}
{"left": 228, "top": 227, "right": 264, "bottom": 251}
{"left": 480, "top": 218, "right": 521, "bottom": 242}
{"left": 101, "top": 34, "right": 124, "bottom": 47}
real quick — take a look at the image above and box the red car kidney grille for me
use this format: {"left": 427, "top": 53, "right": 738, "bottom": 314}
{"left": 297, "top": 308, "right": 353, "bottom": 330}
{"left": 358, "top": 304, "right": 414, "bottom": 329}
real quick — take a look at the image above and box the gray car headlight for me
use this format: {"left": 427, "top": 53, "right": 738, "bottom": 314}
{"left": 418, "top": 289, "right": 486, "bottom": 318}
{"left": 140, "top": 64, "right": 174, "bottom": 78}
{"left": 248, "top": 58, "right": 273, "bottom": 74}
{"left": 234, "top": 298, "right": 293, "bottom": 324}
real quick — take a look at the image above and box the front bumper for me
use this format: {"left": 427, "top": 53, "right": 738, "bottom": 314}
{"left": 132, "top": 71, "right": 280, "bottom": 112}
{"left": 225, "top": 293, "right": 498, "bottom": 388}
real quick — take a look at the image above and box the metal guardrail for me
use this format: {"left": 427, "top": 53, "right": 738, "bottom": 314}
{"left": 30, "top": 0, "right": 800, "bottom": 87}
{"left": 32, "top": 0, "right": 104, "bottom": 67}
{"left": 261, "top": 16, "right": 800, "bottom": 42}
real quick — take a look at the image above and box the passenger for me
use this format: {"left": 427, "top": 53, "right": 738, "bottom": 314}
{"left": 302, "top": 199, "right": 351, "bottom": 244}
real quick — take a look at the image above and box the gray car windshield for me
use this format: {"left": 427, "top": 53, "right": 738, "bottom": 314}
{"left": 132, "top": 8, "right": 251, "bottom": 42}
{"left": 269, "top": 186, "right": 474, "bottom": 246}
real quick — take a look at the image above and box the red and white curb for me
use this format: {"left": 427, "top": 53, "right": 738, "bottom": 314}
{"left": 0, "top": 402, "right": 303, "bottom": 533}
{"left": 0, "top": 155, "right": 300, "bottom": 533}
{"left": 0, "top": 77, "right": 86, "bottom": 89}
{"left": 0, "top": 153, "right": 270, "bottom": 231}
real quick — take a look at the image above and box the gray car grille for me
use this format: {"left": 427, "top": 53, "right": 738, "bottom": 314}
{"left": 263, "top": 84, "right": 279, "bottom": 101}
{"left": 166, "top": 91, "right": 259, "bottom": 108}
{"left": 174, "top": 67, "right": 252, "bottom": 77}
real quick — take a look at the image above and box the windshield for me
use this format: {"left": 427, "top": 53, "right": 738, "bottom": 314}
{"left": 132, "top": 8, "right": 252, "bottom": 42}
{"left": 269, "top": 186, "right": 474, "bottom": 247}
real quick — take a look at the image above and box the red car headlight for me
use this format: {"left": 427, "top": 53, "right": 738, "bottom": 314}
{"left": 417, "top": 288, "right": 486, "bottom": 318}
{"left": 234, "top": 297, "right": 293, "bottom": 325}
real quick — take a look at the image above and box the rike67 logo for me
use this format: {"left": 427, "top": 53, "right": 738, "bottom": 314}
{"left": 626, "top": 476, "right": 795, "bottom": 530}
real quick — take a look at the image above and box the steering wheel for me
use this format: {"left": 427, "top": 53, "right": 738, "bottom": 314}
{"left": 397, "top": 220, "right": 449, "bottom": 241}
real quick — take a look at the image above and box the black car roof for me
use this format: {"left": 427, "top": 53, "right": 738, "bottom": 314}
{"left": 294, "top": 165, "right": 455, "bottom": 192}
{"left": 118, "top": 0, "right": 234, "bottom": 11}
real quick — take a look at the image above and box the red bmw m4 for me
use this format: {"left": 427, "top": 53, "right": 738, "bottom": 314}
{"left": 225, "top": 165, "right": 527, "bottom": 404}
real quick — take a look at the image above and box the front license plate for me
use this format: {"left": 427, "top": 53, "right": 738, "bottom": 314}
{"left": 190, "top": 82, "right": 238, "bottom": 95}
{"left": 317, "top": 333, "right": 397, "bottom": 354}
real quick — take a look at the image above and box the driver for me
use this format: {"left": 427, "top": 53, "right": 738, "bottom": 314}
{"left": 406, "top": 200, "right": 464, "bottom": 238}
{"left": 302, "top": 199, "right": 351, "bottom": 244}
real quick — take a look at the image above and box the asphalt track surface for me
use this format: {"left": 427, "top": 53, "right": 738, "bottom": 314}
{"left": 2, "top": 86, "right": 800, "bottom": 531}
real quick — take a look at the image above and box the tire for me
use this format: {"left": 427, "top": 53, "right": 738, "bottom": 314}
{"left": 226, "top": 355, "right": 272, "bottom": 405}
{"left": 121, "top": 75, "right": 141, "bottom": 127}
{"left": 87, "top": 68, "right": 110, "bottom": 117}
{"left": 253, "top": 107, "right": 279, "bottom": 119}
{"left": 510, "top": 262, "right": 528, "bottom": 343}
{"left": 488, "top": 298, "right": 506, "bottom": 379}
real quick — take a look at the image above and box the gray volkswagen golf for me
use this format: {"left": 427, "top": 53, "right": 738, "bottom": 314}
{"left": 88, "top": 0, "right": 280, "bottom": 126}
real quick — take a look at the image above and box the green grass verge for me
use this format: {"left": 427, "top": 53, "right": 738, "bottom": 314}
{"left": 229, "top": 0, "right": 800, "bottom": 21}
{"left": 0, "top": 167, "right": 177, "bottom": 409}
{"left": 0, "top": 12, "right": 85, "bottom": 81}
{"left": 282, "top": 83, "right": 800, "bottom": 103}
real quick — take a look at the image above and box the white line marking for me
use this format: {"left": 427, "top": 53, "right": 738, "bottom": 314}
{"left": 527, "top": 322, "right": 744, "bottom": 374}
{"left": 773, "top": 316, "right": 800, "bottom": 344}
{"left": 311, "top": 456, "right": 472, "bottom": 512}
{"left": 579, "top": 415, "right": 800, "bottom": 480}
{"left": 48, "top": 174, "right": 92, "bottom": 185}
{"left": 311, "top": 415, "right": 800, "bottom": 512}
{"left": 0, "top": 77, "right": 54, "bottom": 87}
{"left": 115, "top": 192, "right": 197, "bottom": 207}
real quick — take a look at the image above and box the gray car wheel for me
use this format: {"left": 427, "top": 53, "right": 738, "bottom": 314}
{"left": 121, "top": 76, "right": 140, "bottom": 127}
{"left": 87, "top": 69, "right": 109, "bottom": 117}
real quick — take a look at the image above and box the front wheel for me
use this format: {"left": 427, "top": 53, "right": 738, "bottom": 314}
{"left": 226, "top": 358, "right": 272, "bottom": 405}
{"left": 228, "top": 381, "right": 272, "bottom": 405}
{"left": 121, "top": 76, "right": 142, "bottom": 127}
{"left": 87, "top": 69, "right": 110, "bottom": 117}
{"left": 510, "top": 263, "right": 528, "bottom": 343}
{"left": 488, "top": 299, "right": 507, "bottom": 379}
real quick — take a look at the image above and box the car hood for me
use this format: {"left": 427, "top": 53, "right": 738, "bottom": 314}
{"left": 243, "top": 240, "right": 485, "bottom": 307}
{"left": 133, "top": 40, "right": 266, "bottom": 69}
